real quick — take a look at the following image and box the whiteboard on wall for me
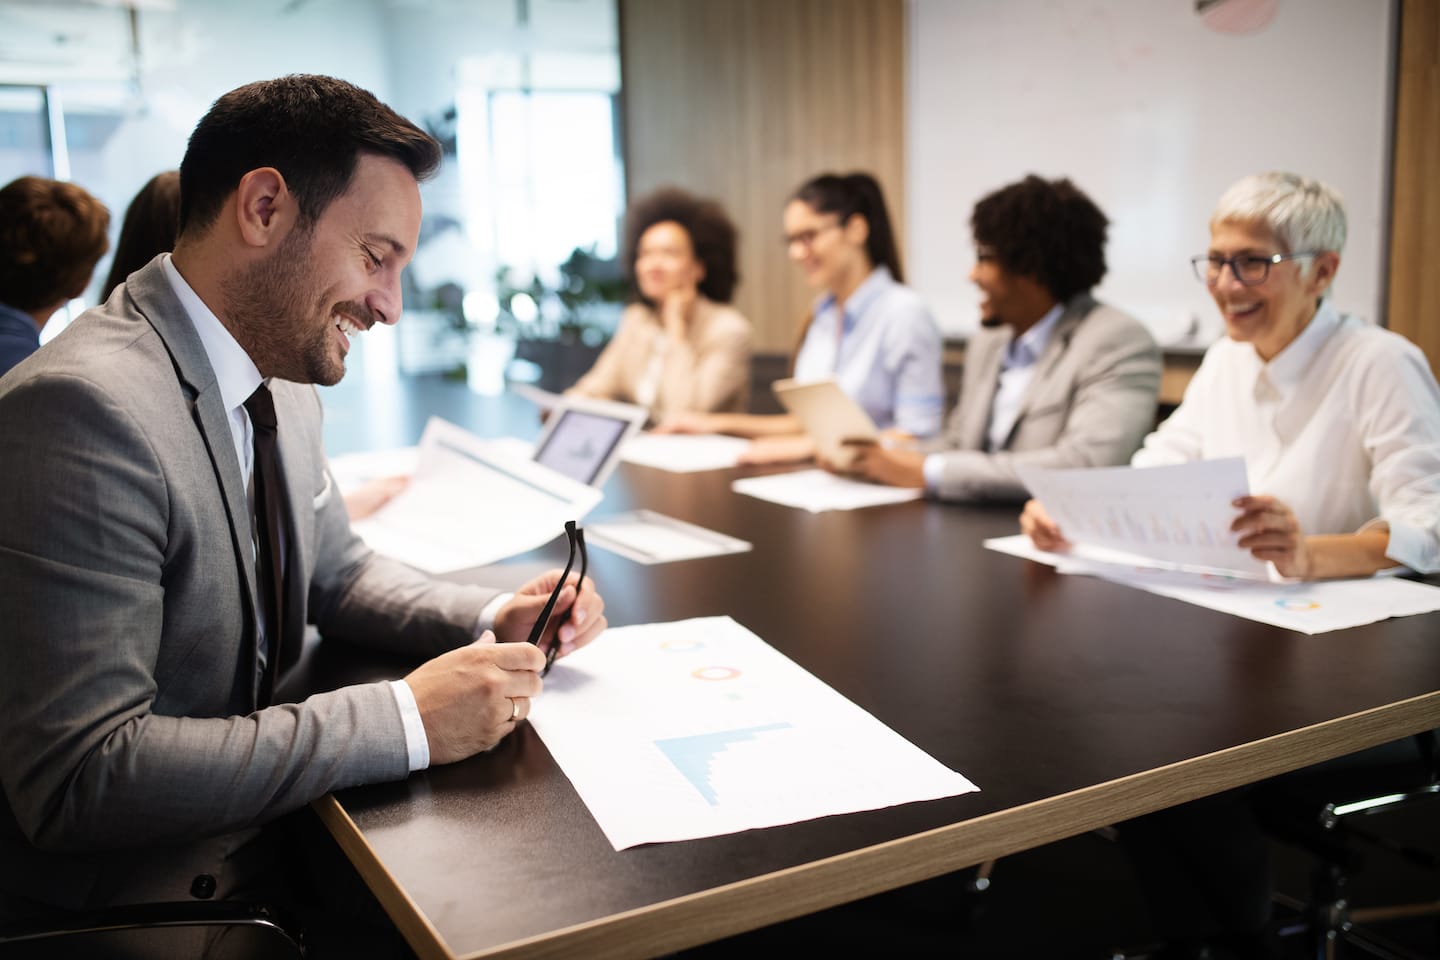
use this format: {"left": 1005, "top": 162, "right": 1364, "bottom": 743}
{"left": 906, "top": 0, "right": 1396, "bottom": 344}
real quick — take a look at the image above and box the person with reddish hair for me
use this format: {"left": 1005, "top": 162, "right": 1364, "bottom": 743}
{"left": 0, "top": 175, "right": 110, "bottom": 377}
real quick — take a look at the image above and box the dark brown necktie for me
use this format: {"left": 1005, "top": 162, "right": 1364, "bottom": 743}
{"left": 243, "top": 383, "right": 286, "bottom": 705}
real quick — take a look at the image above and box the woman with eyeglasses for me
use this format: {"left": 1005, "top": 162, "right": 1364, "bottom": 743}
{"left": 654, "top": 172, "right": 944, "bottom": 464}
{"left": 1021, "top": 170, "right": 1440, "bottom": 579}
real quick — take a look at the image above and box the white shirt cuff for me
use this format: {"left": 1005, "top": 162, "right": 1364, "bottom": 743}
{"left": 389, "top": 679, "right": 431, "bottom": 772}
{"left": 1368, "top": 517, "right": 1435, "bottom": 574}
{"left": 922, "top": 452, "right": 944, "bottom": 493}
{"left": 477, "top": 592, "right": 513, "bottom": 639}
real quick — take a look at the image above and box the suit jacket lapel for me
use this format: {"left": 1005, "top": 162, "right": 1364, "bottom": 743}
{"left": 955, "top": 331, "right": 1007, "bottom": 450}
{"left": 1003, "top": 294, "right": 1094, "bottom": 442}
{"left": 125, "top": 260, "right": 264, "bottom": 677}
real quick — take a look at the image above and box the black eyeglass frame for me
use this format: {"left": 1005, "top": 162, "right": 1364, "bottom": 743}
{"left": 526, "top": 520, "right": 587, "bottom": 677}
{"left": 1190, "top": 251, "right": 1318, "bottom": 287}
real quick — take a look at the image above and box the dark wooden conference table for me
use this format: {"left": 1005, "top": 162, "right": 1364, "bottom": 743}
{"left": 296, "top": 388, "right": 1440, "bottom": 960}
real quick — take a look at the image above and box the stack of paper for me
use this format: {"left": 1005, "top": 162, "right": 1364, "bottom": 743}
{"left": 621, "top": 433, "right": 752, "bottom": 473}
{"left": 732, "top": 469, "right": 924, "bottom": 512}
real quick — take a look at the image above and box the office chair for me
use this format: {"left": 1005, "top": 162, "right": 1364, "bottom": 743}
{"left": 1255, "top": 731, "right": 1440, "bottom": 960}
{"left": 0, "top": 900, "right": 305, "bottom": 959}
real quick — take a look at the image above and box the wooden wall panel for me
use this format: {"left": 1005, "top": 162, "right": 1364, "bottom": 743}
{"left": 1388, "top": 0, "right": 1440, "bottom": 380}
{"left": 619, "top": 0, "right": 906, "bottom": 354}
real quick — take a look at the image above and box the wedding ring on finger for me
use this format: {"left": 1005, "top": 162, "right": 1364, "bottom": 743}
{"left": 509, "top": 697, "right": 522, "bottom": 723}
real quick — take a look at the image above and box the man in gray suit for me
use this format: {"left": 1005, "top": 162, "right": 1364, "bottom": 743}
{"left": 840, "top": 175, "right": 1161, "bottom": 501}
{"left": 0, "top": 75, "right": 606, "bottom": 937}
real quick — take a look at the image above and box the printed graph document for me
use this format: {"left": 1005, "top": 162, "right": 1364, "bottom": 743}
{"left": 620, "top": 433, "right": 751, "bottom": 473}
{"left": 732, "top": 469, "right": 924, "bottom": 513}
{"left": 528, "top": 616, "right": 977, "bottom": 850}
{"left": 586, "top": 510, "right": 752, "bottom": 564}
{"left": 985, "top": 535, "right": 1440, "bottom": 634}
{"left": 1016, "top": 458, "right": 1268, "bottom": 578}
{"left": 350, "top": 418, "right": 601, "bottom": 573}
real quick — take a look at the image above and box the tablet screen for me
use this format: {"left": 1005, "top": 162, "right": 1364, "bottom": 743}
{"left": 532, "top": 408, "right": 633, "bottom": 485}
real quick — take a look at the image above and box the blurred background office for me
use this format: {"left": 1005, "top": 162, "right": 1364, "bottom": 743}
{"left": 3, "top": 0, "right": 1432, "bottom": 448}
{"left": 1, "top": 1, "right": 1437, "bottom": 954}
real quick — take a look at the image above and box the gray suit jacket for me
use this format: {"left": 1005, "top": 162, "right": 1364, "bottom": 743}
{"left": 0, "top": 259, "right": 498, "bottom": 915}
{"left": 930, "top": 294, "right": 1160, "bottom": 501}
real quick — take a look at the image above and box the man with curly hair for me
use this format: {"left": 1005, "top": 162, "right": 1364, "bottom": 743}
{"left": 0, "top": 176, "right": 110, "bottom": 377}
{"left": 844, "top": 174, "right": 1161, "bottom": 501}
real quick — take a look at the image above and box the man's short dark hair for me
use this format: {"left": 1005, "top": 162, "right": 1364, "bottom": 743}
{"left": 178, "top": 74, "right": 441, "bottom": 237}
{"left": 0, "top": 176, "right": 110, "bottom": 312}
{"left": 621, "top": 187, "right": 740, "bottom": 304}
{"left": 970, "top": 175, "right": 1109, "bottom": 302}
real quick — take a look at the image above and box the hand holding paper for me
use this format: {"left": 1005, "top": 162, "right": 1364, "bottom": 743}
{"left": 1016, "top": 458, "right": 1269, "bottom": 578}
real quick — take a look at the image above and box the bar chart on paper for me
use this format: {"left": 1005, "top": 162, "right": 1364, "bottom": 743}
{"left": 655, "top": 723, "right": 794, "bottom": 805}
{"left": 527, "top": 617, "right": 978, "bottom": 849}
{"left": 1017, "top": 457, "right": 1269, "bottom": 576}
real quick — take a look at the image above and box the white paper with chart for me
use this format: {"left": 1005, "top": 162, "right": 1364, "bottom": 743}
{"left": 527, "top": 616, "right": 978, "bottom": 850}
{"left": 349, "top": 418, "right": 600, "bottom": 572}
{"left": 984, "top": 535, "right": 1440, "bottom": 634}
{"left": 1016, "top": 457, "right": 1269, "bottom": 578}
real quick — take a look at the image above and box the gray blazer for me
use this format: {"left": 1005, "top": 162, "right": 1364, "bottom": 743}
{"left": 0, "top": 259, "right": 498, "bottom": 915}
{"left": 930, "top": 294, "right": 1161, "bottom": 501}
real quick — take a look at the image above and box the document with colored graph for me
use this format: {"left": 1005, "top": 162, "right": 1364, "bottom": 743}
{"left": 527, "top": 616, "right": 978, "bottom": 850}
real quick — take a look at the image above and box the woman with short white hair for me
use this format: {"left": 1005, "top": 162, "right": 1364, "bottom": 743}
{"left": 1023, "top": 170, "right": 1440, "bottom": 579}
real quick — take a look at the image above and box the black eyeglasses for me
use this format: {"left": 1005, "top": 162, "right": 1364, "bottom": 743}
{"left": 1190, "top": 251, "right": 1317, "bottom": 286}
{"left": 526, "top": 520, "right": 587, "bottom": 677}
{"left": 781, "top": 219, "right": 842, "bottom": 250}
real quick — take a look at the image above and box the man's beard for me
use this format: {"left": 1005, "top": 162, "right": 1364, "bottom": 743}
{"left": 221, "top": 227, "right": 346, "bottom": 386}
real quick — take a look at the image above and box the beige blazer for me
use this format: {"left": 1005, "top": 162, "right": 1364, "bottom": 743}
{"left": 567, "top": 298, "right": 754, "bottom": 417}
{"left": 0, "top": 258, "right": 497, "bottom": 919}
{"left": 930, "top": 294, "right": 1161, "bottom": 501}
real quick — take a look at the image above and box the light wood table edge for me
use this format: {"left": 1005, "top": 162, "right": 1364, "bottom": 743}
{"left": 330, "top": 691, "right": 1440, "bottom": 960}
{"left": 311, "top": 793, "right": 452, "bottom": 960}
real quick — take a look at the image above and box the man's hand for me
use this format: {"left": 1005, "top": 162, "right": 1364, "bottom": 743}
{"left": 825, "top": 439, "right": 925, "bottom": 488}
{"left": 404, "top": 634, "right": 545, "bottom": 764}
{"left": 1232, "top": 495, "right": 1311, "bottom": 578}
{"left": 493, "top": 569, "right": 608, "bottom": 659}
{"left": 342, "top": 474, "right": 409, "bottom": 521}
{"left": 1019, "top": 498, "right": 1069, "bottom": 552}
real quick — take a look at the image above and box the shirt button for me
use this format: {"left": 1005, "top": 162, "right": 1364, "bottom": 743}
{"left": 190, "top": 874, "right": 217, "bottom": 899}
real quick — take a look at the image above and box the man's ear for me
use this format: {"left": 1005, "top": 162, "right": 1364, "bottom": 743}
{"left": 233, "top": 167, "right": 296, "bottom": 249}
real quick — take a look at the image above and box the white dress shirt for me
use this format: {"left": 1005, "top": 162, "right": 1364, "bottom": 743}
{"left": 1133, "top": 300, "right": 1440, "bottom": 573}
{"left": 160, "top": 254, "right": 437, "bottom": 769}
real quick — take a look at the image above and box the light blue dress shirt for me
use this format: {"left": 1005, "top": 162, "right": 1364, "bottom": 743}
{"left": 985, "top": 302, "right": 1064, "bottom": 451}
{"left": 921, "top": 302, "right": 1063, "bottom": 491}
{"left": 792, "top": 266, "right": 945, "bottom": 437}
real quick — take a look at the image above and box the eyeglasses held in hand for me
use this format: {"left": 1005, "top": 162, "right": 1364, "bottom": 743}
{"left": 526, "top": 520, "right": 587, "bottom": 677}
{"left": 1190, "top": 251, "right": 1317, "bottom": 287}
